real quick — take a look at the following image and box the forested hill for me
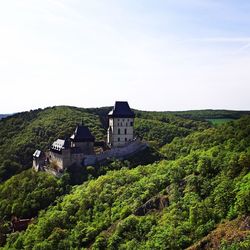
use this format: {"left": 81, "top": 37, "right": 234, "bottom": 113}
{"left": 167, "top": 109, "right": 250, "bottom": 120}
{"left": 2, "top": 116, "right": 249, "bottom": 249}
{"left": 0, "top": 106, "right": 105, "bottom": 182}
{"left": 0, "top": 106, "right": 211, "bottom": 182}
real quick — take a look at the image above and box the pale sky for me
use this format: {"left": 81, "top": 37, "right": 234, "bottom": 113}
{"left": 0, "top": 0, "right": 250, "bottom": 113}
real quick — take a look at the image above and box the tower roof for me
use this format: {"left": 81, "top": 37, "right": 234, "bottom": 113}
{"left": 108, "top": 101, "right": 135, "bottom": 118}
{"left": 70, "top": 125, "right": 95, "bottom": 142}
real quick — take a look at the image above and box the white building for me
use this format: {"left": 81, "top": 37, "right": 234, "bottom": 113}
{"left": 33, "top": 150, "right": 46, "bottom": 171}
{"left": 107, "top": 101, "right": 135, "bottom": 147}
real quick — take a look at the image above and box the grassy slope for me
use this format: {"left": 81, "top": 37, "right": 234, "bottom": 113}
{"left": 3, "top": 116, "right": 250, "bottom": 249}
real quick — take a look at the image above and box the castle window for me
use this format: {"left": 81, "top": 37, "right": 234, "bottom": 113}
{"left": 118, "top": 128, "right": 120, "bottom": 134}
{"left": 130, "top": 121, "right": 133, "bottom": 126}
{"left": 124, "top": 129, "right": 127, "bottom": 134}
{"left": 118, "top": 137, "right": 120, "bottom": 142}
{"left": 125, "top": 137, "right": 127, "bottom": 142}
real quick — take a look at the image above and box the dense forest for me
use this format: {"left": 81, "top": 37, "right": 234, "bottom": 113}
{"left": 0, "top": 106, "right": 249, "bottom": 249}
{"left": 167, "top": 109, "right": 250, "bottom": 120}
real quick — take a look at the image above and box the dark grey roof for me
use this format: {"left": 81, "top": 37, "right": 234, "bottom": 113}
{"left": 70, "top": 125, "right": 95, "bottom": 142}
{"left": 108, "top": 101, "right": 135, "bottom": 118}
{"left": 51, "top": 139, "right": 70, "bottom": 152}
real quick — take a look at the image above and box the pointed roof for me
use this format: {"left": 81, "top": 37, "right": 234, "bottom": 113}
{"left": 108, "top": 101, "right": 135, "bottom": 118}
{"left": 70, "top": 125, "right": 95, "bottom": 142}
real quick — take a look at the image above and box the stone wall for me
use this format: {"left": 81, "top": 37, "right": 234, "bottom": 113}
{"left": 83, "top": 139, "right": 148, "bottom": 166}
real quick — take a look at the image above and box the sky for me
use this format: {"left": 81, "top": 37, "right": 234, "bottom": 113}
{"left": 0, "top": 0, "right": 250, "bottom": 113}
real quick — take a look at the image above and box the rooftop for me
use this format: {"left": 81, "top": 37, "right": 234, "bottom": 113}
{"left": 70, "top": 124, "right": 95, "bottom": 142}
{"left": 108, "top": 101, "right": 135, "bottom": 118}
{"left": 50, "top": 139, "right": 70, "bottom": 152}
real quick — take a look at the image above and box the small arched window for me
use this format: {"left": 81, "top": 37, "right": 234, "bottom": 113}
{"left": 118, "top": 128, "right": 120, "bottom": 134}
{"left": 124, "top": 129, "right": 127, "bottom": 135}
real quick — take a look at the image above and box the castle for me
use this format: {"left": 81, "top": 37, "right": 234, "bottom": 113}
{"left": 33, "top": 101, "right": 141, "bottom": 172}
{"left": 107, "top": 101, "right": 135, "bottom": 147}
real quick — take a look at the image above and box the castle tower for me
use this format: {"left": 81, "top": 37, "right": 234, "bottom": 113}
{"left": 70, "top": 124, "right": 95, "bottom": 154}
{"left": 107, "top": 101, "right": 135, "bottom": 147}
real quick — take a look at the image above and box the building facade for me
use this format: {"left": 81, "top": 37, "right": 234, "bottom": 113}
{"left": 107, "top": 101, "right": 135, "bottom": 147}
{"left": 47, "top": 125, "right": 95, "bottom": 171}
{"left": 33, "top": 101, "right": 136, "bottom": 172}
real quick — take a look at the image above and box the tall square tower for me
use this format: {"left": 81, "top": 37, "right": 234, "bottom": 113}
{"left": 107, "top": 101, "right": 135, "bottom": 147}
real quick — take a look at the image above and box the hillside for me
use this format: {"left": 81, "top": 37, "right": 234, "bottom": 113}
{"left": 167, "top": 109, "right": 250, "bottom": 120}
{"left": 0, "top": 106, "right": 210, "bottom": 182}
{"left": 187, "top": 216, "right": 250, "bottom": 250}
{"left": 1, "top": 115, "right": 249, "bottom": 249}
{"left": 0, "top": 106, "right": 105, "bottom": 182}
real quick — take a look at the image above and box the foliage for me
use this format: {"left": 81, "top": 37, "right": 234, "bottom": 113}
{"left": 0, "top": 169, "right": 67, "bottom": 219}
{"left": 187, "top": 216, "right": 250, "bottom": 250}
{"left": 168, "top": 109, "right": 250, "bottom": 120}
{"left": 0, "top": 106, "right": 105, "bottom": 182}
{"left": 206, "top": 118, "right": 234, "bottom": 125}
{"left": 2, "top": 116, "right": 250, "bottom": 249}
{"left": 134, "top": 111, "right": 210, "bottom": 147}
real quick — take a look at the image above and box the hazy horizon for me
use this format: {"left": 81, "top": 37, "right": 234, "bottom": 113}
{"left": 1, "top": 0, "right": 250, "bottom": 113}
{"left": 1, "top": 104, "right": 250, "bottom": 115}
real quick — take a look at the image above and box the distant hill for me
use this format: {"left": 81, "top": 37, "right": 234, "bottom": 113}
{"left": 0, "top": 114, "right": 11, "bottom": 120}
{"left": 167, "top": 109, "right": 250, "bottom": 120}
